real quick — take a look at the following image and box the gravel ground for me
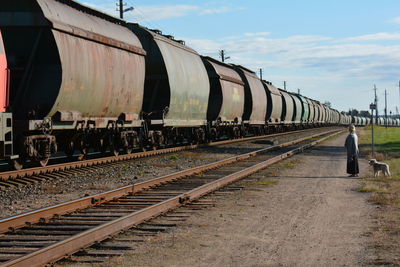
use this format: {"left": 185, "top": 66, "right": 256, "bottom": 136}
{"left": 0, "top": 127, "right": 340, "bottom": 219}
{"left": 99, "top": 131, "right": 375, "bottom": 267}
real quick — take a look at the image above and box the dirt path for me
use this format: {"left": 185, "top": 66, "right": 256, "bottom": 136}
{"left": 107, "top": 133, "right": 375, "bottom": 267}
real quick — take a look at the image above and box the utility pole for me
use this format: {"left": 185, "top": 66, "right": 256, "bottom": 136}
{"left": 283, "top": 81, "right": 287, "bottom": 91}
{"left": 259, "top": 68, "right": 263, "bottom": 80}
{"left": 373, "top": 84, "right": 378, "bottom": 122}
{"left": 219, "top": 50, "right": 230, "bottom": 63}
{"left": 370, "top": 103, "right": 376, "bottom": 157}
{"left": 116, "top": 0, "right": 134, "bottom": 19}
{"left": 385, "top": 89, "right": 388, "bottom": 127}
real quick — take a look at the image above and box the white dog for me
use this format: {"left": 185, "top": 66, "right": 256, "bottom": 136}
{"left": 369, "top": 159, "right": 391, "bottom": 177}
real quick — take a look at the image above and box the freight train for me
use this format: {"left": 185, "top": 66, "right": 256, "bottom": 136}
{"left": 0, "top": 0, "right": 382, "bottom": 169}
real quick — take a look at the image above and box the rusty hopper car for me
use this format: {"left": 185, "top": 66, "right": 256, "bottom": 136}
{"left": 127, "top": 24, "right": 210, "bottom": 145}
{"left": 278, "top": 89, "right": 295, "bottom": 128}
{"left": 232, "top": 65, "right": 268, "bottom": 134}
{"left": 201, "top": 56, "right": 245, "bottom": 139}
{"left": 297, "top": 95, "right": 310, "bottom": 126}
{"left": 288, "top": 92, "right": 303, "bottom": 125}
{"left": 0, "top": 0, "right": 146, "bottom": 168}
{"left": 262, "top": 81, "right": 283, "bottom": 129}
{"left": 305, "top": 98, "right": 316, "bottom": 124}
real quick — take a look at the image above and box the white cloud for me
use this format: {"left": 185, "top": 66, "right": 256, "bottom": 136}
{"left": 345, "top": 32, "right": 400, "bottom": 41}
{"left": 132, "top": 5, "right": 199, "bottom": 21}
{"left": 184, "top": 32, "right": 400, "bottom": 85}
{"left": 200, "top": 7, "right": 234, "bottom": 15}
{"left": 392, "top": 17, "right": 400, "bottom": 24}
{"left": 244, "top": 32, "right": 271, "bottom": 37}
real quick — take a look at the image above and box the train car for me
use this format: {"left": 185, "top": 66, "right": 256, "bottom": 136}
{"left": 262, "top": 81, "right": 283, "bottom": 128}
{"left": 0, "top": 30, "right": 12, "bottom": 161}
{"left": 279, "top": 89, "right": 295, "bottom": 128}
{"left": 0, "top": 0, "right": 147, "bottom": 168}
{"left": 128, "top": 24, "right": 211, "bottom": 145}
{"left": 297, "top": 95, "right": 310, "bottom": 126}
{"left": 288, "top": 92, "right": 302, "bottom": 125}
{"left": 231, "top": 65, "right": 267, "bottom": 134}
{"left": 305, "top": 98, "right": 315, "bottom": 125}
{"left": 314, "top": 102, "right": 324, "bottom": 125}
{"left": 201, "top": 56, "right": 245, "bottom": 138}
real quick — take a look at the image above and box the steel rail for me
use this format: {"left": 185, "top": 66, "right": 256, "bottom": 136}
{"left": 0, "top": 129, "right": 343, "bottom": 267}
{"left": 0, "top": 128, "right": 341, "bottom": 234}
{"left": 0, "top": 127, "right": 338, "bottom": 181}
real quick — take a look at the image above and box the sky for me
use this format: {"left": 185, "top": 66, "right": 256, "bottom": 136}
{"left": 81, "top": 0, "right": 400, "bottom": 115}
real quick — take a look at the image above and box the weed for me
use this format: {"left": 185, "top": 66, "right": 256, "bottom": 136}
{"left": 136, "top": 170, "right": 145, "bottom": 176}
{"left": 168, "top": 154, "right": 179, "bottom": 160}
{"left": 256, "top": 180, "right": 278, "bottom": 186}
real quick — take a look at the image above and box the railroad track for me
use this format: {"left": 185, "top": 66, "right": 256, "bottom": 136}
{"left": 0, "top": 127, "right": 338, "bottom": 190}
{"left": 0, "top": 128, "right": 343, "bottom": 266}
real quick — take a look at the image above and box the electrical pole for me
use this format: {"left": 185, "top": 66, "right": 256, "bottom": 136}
{"left": 370, "top": 103, "right": 375, "bottom": 157}
{"left": 259, "top": 68, "right": 263, "bottom": 80}
{"left": 283, "top": 81, "right": 287, "bottom": 91}
{"left": 116, "top": 0, "right": 134, "bottom": 19}
{"left": 385, "top": 89, "right": 388, "bottom": 127}
{"left": 219, "top": 50, "right": 230, "bottom": 63}
{"left": 119, "top": 0, "right": 123, "bottom": 19}
{"left": 374, "top": 84, "right": 378, "bottom": 122}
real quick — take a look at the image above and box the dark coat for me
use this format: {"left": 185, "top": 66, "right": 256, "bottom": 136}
{"left": 345, "top": 133, "right": 359, "bottom": 174}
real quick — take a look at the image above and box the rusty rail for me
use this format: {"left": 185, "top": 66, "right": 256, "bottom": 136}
{"left": 0, "top": 128, "right": 343, "bottom": 267}
{"left": 0, "top": 127, "right": 337, "bottom": 181}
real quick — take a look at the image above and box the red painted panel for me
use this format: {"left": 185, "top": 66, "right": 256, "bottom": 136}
{"left": 0, "top": 32, "right": 7, "bottom": 112}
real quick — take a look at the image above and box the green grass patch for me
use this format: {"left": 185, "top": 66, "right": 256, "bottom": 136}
{"left": 256, "top": 180, "right": 278, "bottom": 186}
{"left": 359, "top": 126, "right": 400, "bottom": 158}
{"left": 167, "top": 154, "right": 179, "bottom": 160}
{"left": 357, "top": 186, "right": 378, "bottom": 193}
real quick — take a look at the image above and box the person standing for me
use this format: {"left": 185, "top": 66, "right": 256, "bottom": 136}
{"left": 345, "top": 124, "right": 359, "bottom": 177}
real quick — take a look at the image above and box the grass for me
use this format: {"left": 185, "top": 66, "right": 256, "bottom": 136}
{"left": 359, "top": 125, "right": 400, "bottom": 158}
{"left": 358, "top": 126, "right": 400, "bottom": 264}
{"left": 256, "top": 180, "right": 278, "bottom": 187}
{"left": 167, "top": 154, "right": 179, "bottom": 160}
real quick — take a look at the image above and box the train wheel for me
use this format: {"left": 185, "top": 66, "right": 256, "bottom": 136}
{"left": 65, "top": 141, "right": 75, "bottom": 158}
{"left": 39, "top": 157, "right": 49, "bottom": 167}
{"left": 124, "top": 147, "right": 133, "bottom": 154}
{"left": 80, "top": 147, "right": 88, "bottom": 159}
{"left": 111, "top": 143, "right": 120, "bottom": 156}
{"left": 10, "top": 159, "right": 24, "bottom": 170}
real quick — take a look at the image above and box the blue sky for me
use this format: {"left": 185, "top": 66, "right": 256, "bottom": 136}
{"left": 82, "top": 0, "right": 400, "bottom": 115}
